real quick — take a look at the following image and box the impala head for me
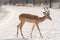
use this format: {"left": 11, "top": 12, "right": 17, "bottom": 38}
{"left": 43, "top": 7, "right": 52, "bottom": 20}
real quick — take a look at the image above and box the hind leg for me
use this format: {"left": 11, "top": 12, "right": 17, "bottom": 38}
{"left": 19, "top": 21, "right": 25, "bottom": 38}
{"left": 17, "top": 24, "right": 20, "bottom": 37}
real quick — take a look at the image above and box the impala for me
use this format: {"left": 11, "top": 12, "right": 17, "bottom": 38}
{"left": 17, "top": 7, "right": 52, "bottom": 38}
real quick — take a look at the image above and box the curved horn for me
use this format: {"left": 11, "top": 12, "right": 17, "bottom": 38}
{"left": 44, "top": 7, "right": 47, "bottom": 13}
{"left": 46, "top": 7, "right": 50, "bottom": 14}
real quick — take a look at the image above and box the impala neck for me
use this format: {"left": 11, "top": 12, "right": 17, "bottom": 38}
{"left": 39, "top": 16, "right": 47, "bottom": 22}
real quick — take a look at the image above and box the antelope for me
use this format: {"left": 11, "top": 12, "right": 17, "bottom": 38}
{"left": 17, "top": 7, "right": 52, "bottom": 38}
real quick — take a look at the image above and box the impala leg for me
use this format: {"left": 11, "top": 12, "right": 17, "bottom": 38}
{"left": 36, "top": 24, "right": 43, "bottom": 38}
{"left": 30, "top": 25, "right": 35, "bottom": 38}
{"left": 20, "top": 21, "right": 25, "bottom": 38}
{"left": 17, "top": 24, "right": 19, "bottom": 37}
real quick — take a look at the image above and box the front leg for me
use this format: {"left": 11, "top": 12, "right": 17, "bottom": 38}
{"left": 36, "top": 23, "right": 43, "bottom": 38}
{"left": 30, "top": 24, "right": 35, "bottom": 38}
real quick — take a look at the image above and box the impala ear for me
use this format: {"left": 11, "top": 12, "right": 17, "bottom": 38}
{"left": 43, "top": 12, "right": 46, "bottom": 15}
